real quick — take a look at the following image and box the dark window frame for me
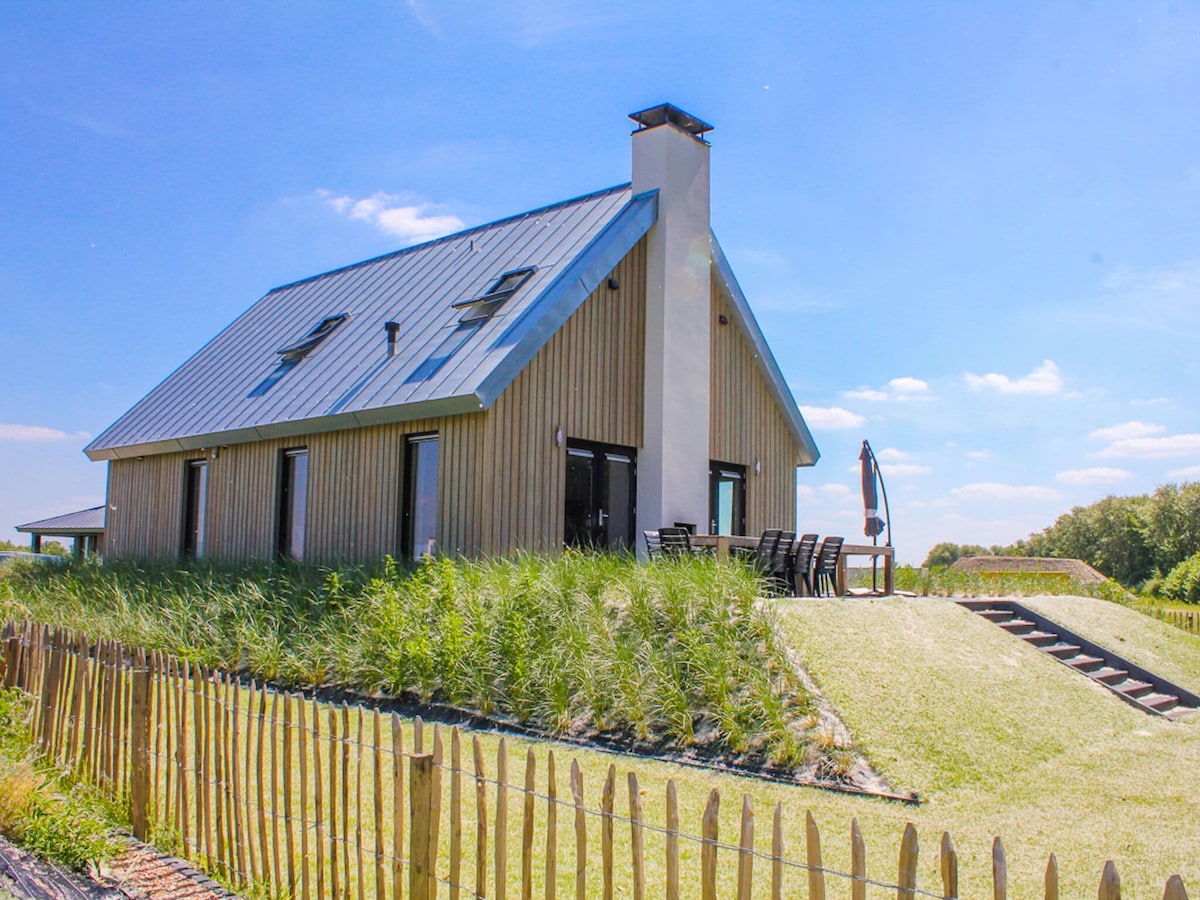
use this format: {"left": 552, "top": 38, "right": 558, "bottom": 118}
{"left": 401, "top": 433, "right": 440, "bottom": 562}
{"left": 277, "top": 447, "right": 309, "bottom": 561}
{"left": 563, "top": 438, "right": 638, "bottom": 551}
{"left": 276, "top": 313, "right": 349, "bottom": 362}
{"left": 709, "top": 461, "right": 747, "bottom": 536}
{"left": 451, "top": 267, "right": 536, "bottom": 323}
{"left": 181, "top": 458, "right": 208, "bottom": 559}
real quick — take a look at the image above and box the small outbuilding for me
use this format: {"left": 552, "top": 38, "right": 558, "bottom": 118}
{"left": 948, "top": 556, "right": 1107, "bottom": 585}
{"left": 15, "top": 505, "right": 106, "bottom": 558}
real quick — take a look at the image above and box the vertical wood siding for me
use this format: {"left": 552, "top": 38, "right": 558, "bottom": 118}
{"left": 709, "top": 281, "right": 803, "bottom": 534}
{"left": 105, "top": 240, "right": 647, "bottom": 563}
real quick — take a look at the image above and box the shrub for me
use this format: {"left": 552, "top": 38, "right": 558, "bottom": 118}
{"left": 1159, "top": 551, "right": 1200, "bottom": 604}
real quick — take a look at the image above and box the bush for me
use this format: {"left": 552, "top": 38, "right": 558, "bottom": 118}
{"left": 0, "top": 689, "right": 122, "bottom": 871}
{"left": 1159, "top": 552, "right": 1200, "bottom": 604}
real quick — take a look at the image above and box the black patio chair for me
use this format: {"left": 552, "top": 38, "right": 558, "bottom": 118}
{"left": 790, "top": 533, "right": 819, "bottom": 596}
{"left": 643, "top": 530, "right": 663, "bottom": 559}
{"left": 812, "top": 536, "right": 844, "bottom": 597}
{"left": 657, "top": 526, "right": 693, "bottom": 558}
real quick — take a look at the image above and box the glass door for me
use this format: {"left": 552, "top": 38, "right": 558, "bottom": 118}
{"left": 564, "top": 440, "right": 636, "bottom": 550}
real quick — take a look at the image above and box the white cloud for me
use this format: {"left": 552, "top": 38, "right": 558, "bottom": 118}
{"left": 1088, "top": 420, "right": 1166, "bottom": 442}
{"left": 950, "top": 482, "right": 1061, "bottom": 502}
{"left": 1056, "top": 467, "right": 1132, "bottom": 486}
{"left": 843, "top": 376, "right": 930, "bottom": 402}
{"left": 876, "top": 447, "right": 912, "bottom": 462}
{"left": 965, "top": 450, "right": 990, "bottom": 459}
{"left": 0, "top": 424, "right": 88, "bottom": 442}
{"left": 844, "top": 388, "right": 888, "bottom": 401}
{"left": 1095, "top": 434, "right": 1200, "bottom": 459}
{"left": 1168, "top": 464, "right": 1200, "bottom": 478}
{"left": 965, "top": 359, "right": 1062, "bottom": 395}
{"left": 319, "top": 190, "right": 464, "bottom": 244}
{"left": 799, "top": 406, "right": 865, "bottom": 430}
{"left": 888, "top": 376, "right": 928, "bottom": 394}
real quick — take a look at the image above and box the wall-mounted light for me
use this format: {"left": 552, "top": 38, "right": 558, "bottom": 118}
{"left": 755, "top": 457, "right": 761, "bottom": 476}
{"left": 718, "top": 313, "right": 729, "bottom": 325}
{"left": 607, "top": 277, "right": 620, "bottom": 291}
{"left": 555, "top": 426, "right": 563, "bottom": 447}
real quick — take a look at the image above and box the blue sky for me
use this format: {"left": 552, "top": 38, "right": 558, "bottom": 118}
{"left": 2, "top": 1, "right": 1198, "bottom": 565}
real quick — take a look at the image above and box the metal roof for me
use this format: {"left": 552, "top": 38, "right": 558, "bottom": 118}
{"left": 17, "top": 505, "right": 106, "bottom": 534}
{"left": 85, "top": 182, "right": 816, "bottom": 468}
{"left": 86, "top": 185, "right": 656, "bottom": 460}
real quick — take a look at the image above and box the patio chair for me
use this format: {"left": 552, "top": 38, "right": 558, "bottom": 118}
{"left": 657, "top": 526, "right": 693, "bottom": 558}
{"left": 643, "top": 530, "right": 663, "bottom": 559}
{"left": 790, "top": 533, "right": 819, "bottom": 596}
{"left": 812, "top": 536, "right": 844, "bottom": 597}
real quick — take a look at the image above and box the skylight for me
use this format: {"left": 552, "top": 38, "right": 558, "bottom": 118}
{"left": 451, "top": 267, "right": 535, "bottom": 323}
{"left": 276, "top": 313, "right": 348, "bottom": 362}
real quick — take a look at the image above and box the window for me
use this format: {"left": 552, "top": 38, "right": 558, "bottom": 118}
{"left": 563, "top": 440, "right": 637, "bottom": 550}
{"left": 277, "top": 448, "right": 308, "bottom": 560}
{"left": 276, "top": 313, "right": 348, "bottom": 362}
{"left": 182, "top": 459, "right": 208, "bottom": 558}
{"left": 402, "top": 434, "right": 439, "bottom": 561}
{"left": 451, "top": 267, "right": 535, "bottom": 323}
{"left": 404, "top": 322, "right": 481, "bottom": 383}
{"left": 709, "top": 462, "right": 746, "bottom": 536}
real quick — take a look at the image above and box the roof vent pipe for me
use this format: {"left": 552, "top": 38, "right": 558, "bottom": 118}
{"left": 384, "top": 321, "right": 400, "bottom": 357}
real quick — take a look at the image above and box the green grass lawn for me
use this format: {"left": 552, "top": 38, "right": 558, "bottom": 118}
{"left": 771, "top": 595, "right": 1200, "bottom": 900}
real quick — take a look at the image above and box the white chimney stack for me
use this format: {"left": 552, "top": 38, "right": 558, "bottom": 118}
{"left": 630, "top": 104, "right": 713, "bottom": 539}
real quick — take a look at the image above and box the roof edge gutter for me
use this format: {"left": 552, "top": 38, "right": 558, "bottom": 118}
{"left": 87, "top": 394, "right": 487, "bottom": 461}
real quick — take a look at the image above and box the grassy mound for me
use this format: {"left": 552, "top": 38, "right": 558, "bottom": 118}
{"left": 0, "top": 554, "right": 813, "bottom": 764}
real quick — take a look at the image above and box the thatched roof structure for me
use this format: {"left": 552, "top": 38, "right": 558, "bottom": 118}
{"left": 948, "top": 556, "right": 1107, "bottom": 584}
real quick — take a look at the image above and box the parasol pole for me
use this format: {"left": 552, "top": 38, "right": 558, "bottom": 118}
{"left": 863, "top": 440, "right": 893, "bottom": 592}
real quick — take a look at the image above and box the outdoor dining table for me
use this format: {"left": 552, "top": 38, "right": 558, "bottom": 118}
{"left": 691, "top": 535, "right": 895, "bottom": 596}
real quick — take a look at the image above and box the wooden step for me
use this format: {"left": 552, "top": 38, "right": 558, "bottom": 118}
{"left": 999, "top": 619, "right": 1036, "bottom": 633}
{"left": 1143, "top": 693, "right": 1180, "bottom": 712}
{"left": 1113, "top": 679, "right": 1153, "bottom": 699}
{"left": 1021, "top": 631, "right": 1059, "bottom": 647}
{"left": 1065, "top": 654, "right": 1104, "bottom": 671}
{"left": 1045, "top": 642, "right": 1082, "bottom": 658}
{"left": 978, "top": 609, "right": 1017, "bottom": 621}
{"left": 1093, "top": 668, "right": 1130, "bottom": 685}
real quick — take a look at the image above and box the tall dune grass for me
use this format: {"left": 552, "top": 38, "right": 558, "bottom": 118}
{"left": 0, "top": 553, "right": 813, "bottom": 764}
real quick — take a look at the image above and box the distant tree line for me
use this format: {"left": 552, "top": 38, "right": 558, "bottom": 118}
{"left": 921, "top": 482, "right": 1200, "bottom": 600}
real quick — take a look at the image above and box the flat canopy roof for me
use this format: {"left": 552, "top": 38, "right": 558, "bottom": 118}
{"left": 16, "top": 505, "right": 106, "bottom": 536}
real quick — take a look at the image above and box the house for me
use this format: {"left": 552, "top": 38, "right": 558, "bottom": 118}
{"left": 15, "top": 505, "right": 106, "bottom": 558}
{"left": 85, "top": 104, "right": 819, "bottom": 564}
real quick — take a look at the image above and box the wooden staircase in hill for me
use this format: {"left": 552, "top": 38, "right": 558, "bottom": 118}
{"left": 957, "top": 599, "right": 1200, "bottom": 719}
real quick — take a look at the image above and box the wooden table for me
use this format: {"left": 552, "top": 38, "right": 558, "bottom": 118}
{"left": 690, "top": 535, "right": 896, "bottom": 597}
{"left": 836, "top": 543, "right": 895, "bottom": 596}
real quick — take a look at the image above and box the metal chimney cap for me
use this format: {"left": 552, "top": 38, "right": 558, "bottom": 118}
{"left": 629, "top": 103, "right": 713, "bottom": 137}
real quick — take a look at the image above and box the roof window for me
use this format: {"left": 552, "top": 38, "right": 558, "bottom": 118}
{"left": 451, "top": 267, "right": 535, "bottom": 323}
{"left": 276, "top": 313, "right": 348, "bottom": 362}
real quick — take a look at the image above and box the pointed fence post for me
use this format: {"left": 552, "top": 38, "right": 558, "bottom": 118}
{"left": 852, "top": 819, "right": 867, "bottom": 900}
{"left": 940, "top": 832, "right": 957, "bottom": 900}
{"left": 1099, "top": 861, "right": 1121, "bottom": 900}
{"left": 1163, "top": 875, "right": 1188, "bottom": 900}
{"left": 410, "top": 752, "right": 435, "bottom": 900}
{"left": 129, "top": 648, "right": 151, "bottom": 841}
{"left": 806, "top": 811, "right": 825, "bottom": 900}
{"left": 1045, "top": 854, "right": 1059, "bottom": 900}
{"left": 897, "top": 824, "right": 918, "bottom": 900}
{"left": 993, "top": 838, "right": 1007, "bottom": 900}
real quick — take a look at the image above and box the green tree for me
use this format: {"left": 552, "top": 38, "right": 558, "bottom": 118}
{"left": 922, "top": 542, "right": 988, "bottom": 569}
{"left": 1038, "top": 494, "right": 1153, "bottom": 586}
{"left": 1144, "top": 482, "right": 1200, "bottom": 574}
